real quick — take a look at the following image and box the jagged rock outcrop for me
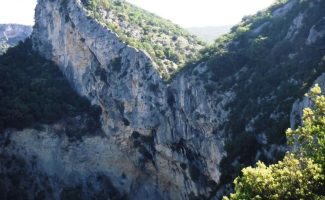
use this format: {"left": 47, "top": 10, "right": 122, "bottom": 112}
{"left": 1, "top": 0, "right": 325, "bottom": 199}
{"left": 0, "top": 24, "right": 32, "bottom": 54}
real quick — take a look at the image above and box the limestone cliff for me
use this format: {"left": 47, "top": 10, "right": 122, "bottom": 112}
{"left": 7, "top": 0, "right": 225, "bottom": 199}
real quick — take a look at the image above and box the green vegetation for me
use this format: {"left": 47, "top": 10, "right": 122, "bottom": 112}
{"left": 184, "top": 0, "right": 325, "bottom": 192}
{"left": 80, "top": 0, "right": 205, "bottom": 79}
{"left": 287, "top": 85, "right": 325, "bottom": 170}
{"left": 0, "top": 39, "right": 101, "bottom": 132}
{"left": 224, "top": 85, "right": 325, "bottom": 200}
{"left": 224, "top": 154, "right": 323, "bottom": 200}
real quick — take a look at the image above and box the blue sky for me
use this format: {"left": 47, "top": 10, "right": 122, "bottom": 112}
{"left": 0, "top": 0, "right": 275, "bottom": 27}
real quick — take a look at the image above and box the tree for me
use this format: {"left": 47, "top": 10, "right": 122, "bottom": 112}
{"left": 287, "top": 85, "right": 325, "bottom": 169}
{"left": 224, "top": 84, "right": 325, "bottom": 200}
{"left": 223, "top": 154, "right": 323, "bottom": 200}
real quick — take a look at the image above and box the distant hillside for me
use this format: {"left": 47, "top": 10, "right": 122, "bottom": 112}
{"left": 187, "top": 26, "right": 232, "bottom": 43}
{"left": 0, "top": 24, "right": 32, "bottom": 54}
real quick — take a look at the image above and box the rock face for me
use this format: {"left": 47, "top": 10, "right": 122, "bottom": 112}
{"left": 3, "top": 0, "right": 227, "bottom": 199}
{"left": 0, "top": 24, "right": 32, "bottom": 54}
{"left": 2, "top": 0, "right": 325, "bottom": 199}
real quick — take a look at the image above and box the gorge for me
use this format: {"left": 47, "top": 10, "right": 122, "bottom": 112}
{"left": 1, "top": 0, "right": 325, "bottom": 199}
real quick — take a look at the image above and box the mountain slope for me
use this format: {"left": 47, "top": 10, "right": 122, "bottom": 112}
{"left": 0, "top": 24, "right": 32, "bottom": 54}
{"left": 183, "top": 0, "right": 325, "bottom": 192}
{"left": 1, "top": 0, "right": 325, "bottom": 199}
{"left": 81, "top": 0, "right": 205, "bottom": 79}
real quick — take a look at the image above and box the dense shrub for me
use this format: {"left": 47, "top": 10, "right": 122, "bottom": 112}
{"left": 224, "top": 85, "right": 325, "bottom": 200}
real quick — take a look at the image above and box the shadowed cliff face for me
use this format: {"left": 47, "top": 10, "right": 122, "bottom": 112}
{"left": 1, "top": 0, "right": 325, "bottom": 199}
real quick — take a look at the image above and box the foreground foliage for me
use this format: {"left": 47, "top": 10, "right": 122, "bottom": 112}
{"left": 0, "top": 40, "right": 101, "bottom": 132}
{"left": 287, "top": 85, "right": 325, "bottom": 169}
{"left": 224, "top": 85, "right": 325, "bottom": 200}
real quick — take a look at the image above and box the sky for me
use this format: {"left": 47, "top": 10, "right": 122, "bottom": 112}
{"left": 0, "top": 0, "right": 37, "bottom": 25}
{"left": 0, "top": 0, "right": 275, "bottom": 27}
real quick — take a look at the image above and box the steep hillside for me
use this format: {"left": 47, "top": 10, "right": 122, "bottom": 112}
{"left": 81, "top": 0, "right": 205, "bottom": 79}
{"left": 0, "top": 24, "right": 32, "bottom": 54}
{"left": 1, "top": 0, "right": 325, "bottom": 199}
{"left": 185, "top": 0, "right": 325, "bottom": 192}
